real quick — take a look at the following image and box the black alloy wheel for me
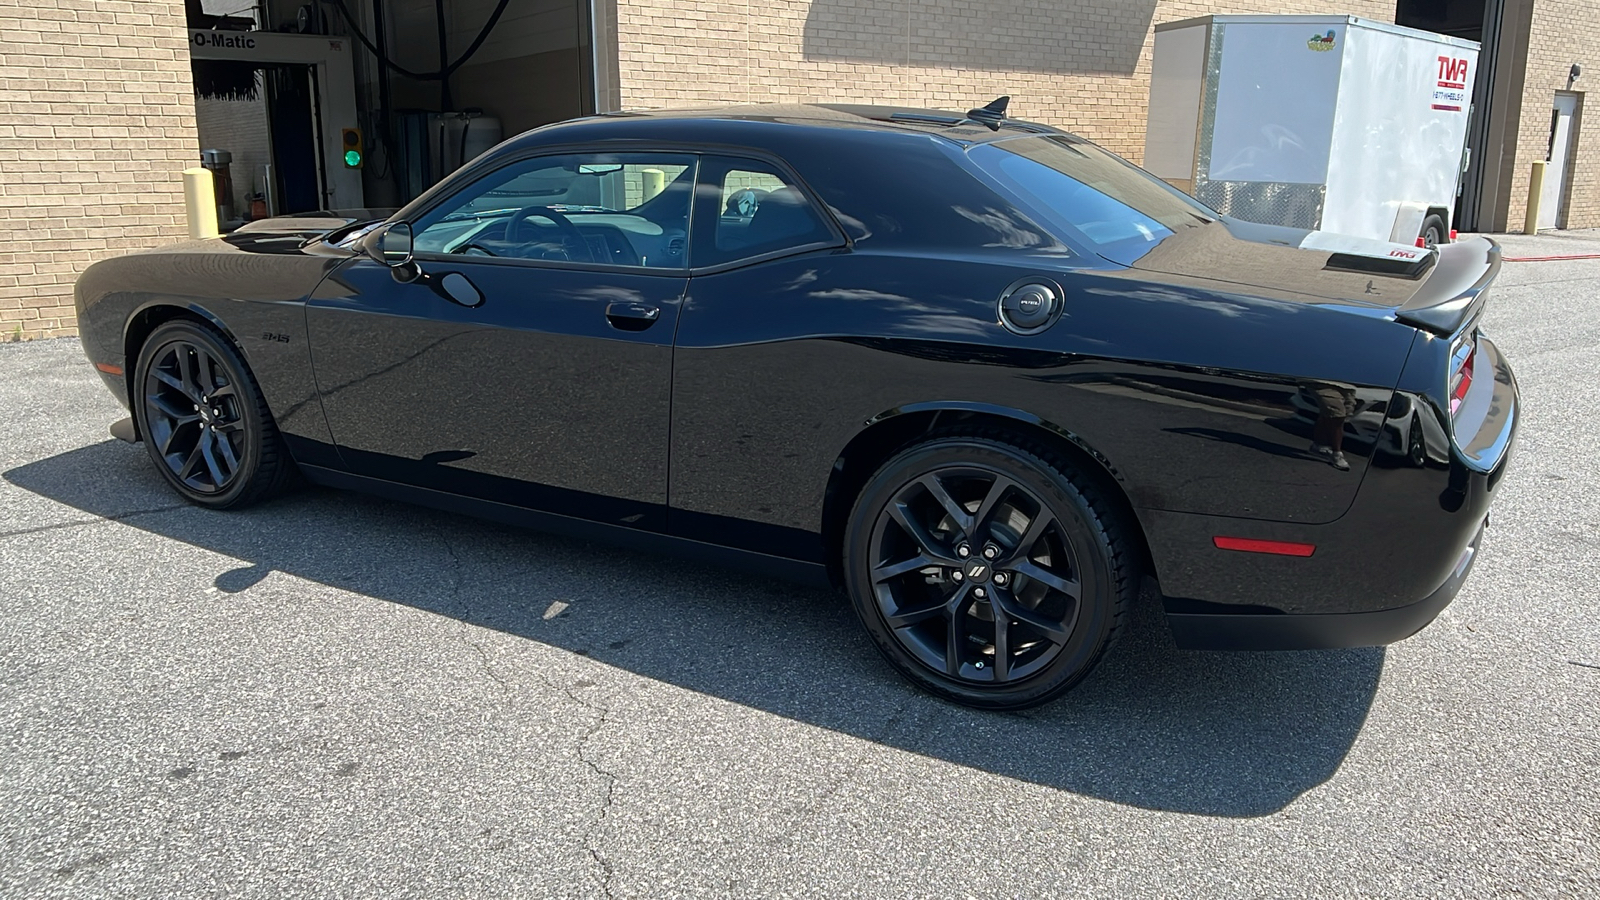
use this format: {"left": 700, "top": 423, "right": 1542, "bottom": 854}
{"left": 135, "top": 320, "right": 293, "bottom": 509}
{"left": 844, "top": 432, "right": 1135, "bottom": 709}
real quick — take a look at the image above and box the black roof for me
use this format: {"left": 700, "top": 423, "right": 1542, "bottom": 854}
{"left": 503, "top": 102, "right": 1069, "bottom": 152}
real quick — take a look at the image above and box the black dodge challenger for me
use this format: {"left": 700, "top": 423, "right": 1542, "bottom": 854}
{"left": 75, "top": 102, "right": 1518, "bottom": 709}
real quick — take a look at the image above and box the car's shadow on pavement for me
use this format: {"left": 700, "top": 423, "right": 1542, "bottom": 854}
{"left": 6, "top": 440, "right": 1385, "bottom": 818}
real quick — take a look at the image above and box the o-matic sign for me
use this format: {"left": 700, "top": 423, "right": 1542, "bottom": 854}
{"left": 192, "top": 31, "right": 257, "bottom": 51}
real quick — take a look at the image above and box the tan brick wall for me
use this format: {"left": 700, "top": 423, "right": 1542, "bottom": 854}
{"left": 196, "top": 93, "right": 271, "bottom": 216}
{"left": 612, "top": 1, "right": 1396, "bottom": 164}
{"left": 1502, "top": 0, "right": 1600, "bottom": 231}
{"left": 0, "top": 0, "right": 196, "bottom": 340}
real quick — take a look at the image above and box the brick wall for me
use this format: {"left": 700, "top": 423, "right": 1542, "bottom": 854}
{"left": 195, "top": 94, "right": 271, "bottom": 217}
{"left": 0, "top": 0, "right": 196, "bottom": 340}
{"left": 611, "top": 0, "right": 1396, "bottom": 164}
{"left": 1502, "top": 0, "right": 1599, "bottom": 231}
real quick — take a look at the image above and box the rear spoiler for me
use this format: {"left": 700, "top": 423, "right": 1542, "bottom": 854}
{"left": 1394, "top": 237, "right": 1501, "bottom": 336}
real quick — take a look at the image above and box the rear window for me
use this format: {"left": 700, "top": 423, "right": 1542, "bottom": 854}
{"left": 970, "top": 136, "right": 1216, "bottom": 262}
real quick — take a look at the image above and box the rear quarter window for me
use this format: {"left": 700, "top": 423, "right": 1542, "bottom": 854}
{"left": 969, "top": 136, "right": 1217, "bottom": 263}
{"left": 777, "top": 133, "right": 1074, "bottom": 256}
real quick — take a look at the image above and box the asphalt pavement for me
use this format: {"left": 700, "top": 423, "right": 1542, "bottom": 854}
{"left": 1, "top": 233, "right": 1597, "bottom": 898}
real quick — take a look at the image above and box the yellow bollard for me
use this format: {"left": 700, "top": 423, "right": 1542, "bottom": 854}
{"left": 183, "top": 167, "right": 220, "bottom": 239}
{"left": 1524, "top": 160, "right": 1547, "bottom": 234}
{"left": 641, "top": 168, "right": 665, "bottom": 202}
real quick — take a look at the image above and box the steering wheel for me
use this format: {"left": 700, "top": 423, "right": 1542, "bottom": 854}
{"left": 506, "top": 206, "right": 593, "bottom": 262}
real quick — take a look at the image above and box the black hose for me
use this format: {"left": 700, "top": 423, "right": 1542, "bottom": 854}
{"left": 324, "top": 0, "right": 432, "bottom": 79}
{"left": 323, "top": 0, "right": 513, "bottom": 81}
{"left": 434, "top": 0, "right": 452, "bottom": 111}
{"left": 369, "top": 0, "right": 396, "bottom": 184}
{"left": 442, "top": 0, "right": 513, "bottom": 76}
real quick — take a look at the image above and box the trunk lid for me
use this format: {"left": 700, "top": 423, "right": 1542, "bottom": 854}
{"left": 1122, "top": 219, "right": 1498, "bottom": 334}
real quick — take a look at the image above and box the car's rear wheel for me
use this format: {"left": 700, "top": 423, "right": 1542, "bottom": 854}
{"left": 843, "top": 431, "right": 1136, "bottom": 709}
{"left": 133, "top": 320, "right": 293, "bottom": 509}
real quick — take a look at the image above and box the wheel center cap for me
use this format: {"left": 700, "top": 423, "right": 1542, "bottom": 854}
{"left": 962, "top": 560, "right": 992, "bottom": 584}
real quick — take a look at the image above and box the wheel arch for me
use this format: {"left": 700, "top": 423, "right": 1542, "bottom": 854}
{"left": 121, "top": 302, "right": 249, "bottom": 441}
{"left": 820, "top": 402, "right": 1155, "bottom": 590}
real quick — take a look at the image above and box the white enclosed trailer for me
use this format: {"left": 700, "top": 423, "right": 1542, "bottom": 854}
{"left": 1144, "top": 15, "right": 1479, "bottom": 246}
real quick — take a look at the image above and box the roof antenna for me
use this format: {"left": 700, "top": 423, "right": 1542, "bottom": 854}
{"left": 965, "top": 95, "right": 1009, "bottom": 130}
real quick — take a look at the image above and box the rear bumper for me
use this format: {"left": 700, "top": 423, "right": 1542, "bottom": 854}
{"left": 1166, "top": 522, "right": 1483, "bottom": 650}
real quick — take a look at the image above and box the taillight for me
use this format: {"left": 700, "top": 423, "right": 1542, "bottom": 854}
{"left": 1449, "top": 338, "right": 1477, "bottom": 417}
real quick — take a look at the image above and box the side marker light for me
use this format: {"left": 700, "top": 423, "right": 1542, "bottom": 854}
{"left": 1213, "top": 536, "right": 1316, "bottom": 557}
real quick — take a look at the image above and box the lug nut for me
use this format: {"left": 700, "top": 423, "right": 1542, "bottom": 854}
{"left": 993, "top": 573, "right": 1008, "bottom": 586}
{"left": 956, "top": 543, "right": 971, "bottom": 559}
{"left": 974, "top": 587, "right": 986, "bottom": 599}
{"left": 982, "top": 544, "right": 999, "bottom": 560}
{"left": 951, "top": 570, "right": 963, "bottom": 582}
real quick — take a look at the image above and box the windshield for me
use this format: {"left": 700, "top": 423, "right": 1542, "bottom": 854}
{"left": 970, "top": 136, "right": 1215, "bottom": 264}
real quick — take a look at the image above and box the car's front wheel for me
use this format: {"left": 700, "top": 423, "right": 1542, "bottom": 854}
{"left": 843, "top": 431, "right": 1136, "bottom": 709}
{"left": 133, "top": 319, "right": 294, "bottom": 509}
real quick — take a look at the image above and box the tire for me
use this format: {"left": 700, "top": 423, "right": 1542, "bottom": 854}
{"left": 842, "top": 430, "right": 1137, "bottom": 710}
{"left": 1421, "top": 214, "right": 1447, "bottom": 249}
{"left": 132, "top": 319, "right": 295, "bottom": 509}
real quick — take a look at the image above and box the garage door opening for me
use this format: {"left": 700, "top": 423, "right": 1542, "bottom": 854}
{"left": 320, "top": 0, "right": 597, "bottom": 208}
{"left": 186, "top": 0, "right": 595, "bottom": 222}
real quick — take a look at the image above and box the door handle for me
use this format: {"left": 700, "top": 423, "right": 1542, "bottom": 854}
{"left": 605, "top": 301, "right": 660, "bottom": 331}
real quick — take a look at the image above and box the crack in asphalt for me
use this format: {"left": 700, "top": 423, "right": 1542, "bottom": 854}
{"left": 439, "top": 534, "right": 518, "bottom": 712}
{"left": 536, "top": 669, "right": 620, "bottom": 900}
{"left": 575, "top": 696, "right": 619, "bottom": 900}
{"left": 436, "top": 529, "right": 611, "bottom": 889}
{"left": 0, "top": 503, "right": 189, "bottom": 540}
{"left": 465, "top": 639, "right": 513, "bottom": 706}
{"left": 769, "top": 695, "right": 921, "bottom": 858}
{"left": 439, "top": 532, "right": 472, "bottom": 622}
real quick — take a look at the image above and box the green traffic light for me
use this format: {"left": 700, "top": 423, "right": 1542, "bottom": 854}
{"left": 344, "top": 149, "right": 362, "bottom": 167}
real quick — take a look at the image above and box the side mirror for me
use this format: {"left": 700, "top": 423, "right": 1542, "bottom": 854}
{"left": 378, "top": 221, "right": 414, "bottom": 267}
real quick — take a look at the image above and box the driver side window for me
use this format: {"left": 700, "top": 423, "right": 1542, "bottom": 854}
{"left": 411, "top": 153, "right": 697, "bottom": 270}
